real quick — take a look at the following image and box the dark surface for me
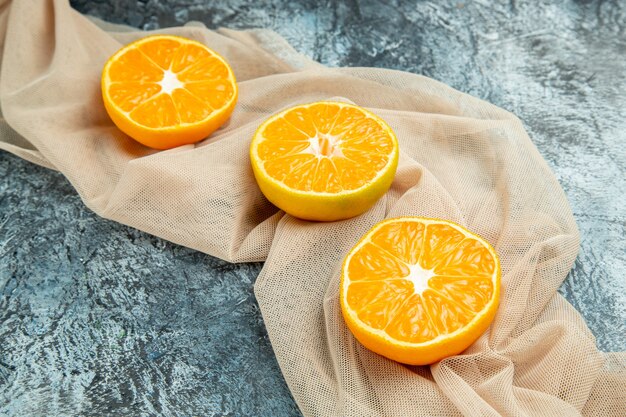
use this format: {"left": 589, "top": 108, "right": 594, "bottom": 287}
{"left": 1, "top": 1, "right": 625, "bottom": 416}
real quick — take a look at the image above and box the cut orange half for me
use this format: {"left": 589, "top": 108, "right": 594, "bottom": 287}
{"left": 101, "top": 35, "right": 238, "bottom": 149}
{"left": 249, "top": 101, "right": 399, "bottom": 221}
{"left": 340, "top": 217, "right": 501, "bottom": 365}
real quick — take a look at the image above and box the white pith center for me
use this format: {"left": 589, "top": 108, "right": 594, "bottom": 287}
{"left": 406, "top": 263, "right": 436, "bottom": 295}
{"left": 301, "top": 133, "right": 345, "bottom": 158}
{"left": 159, "top": 70, "right": 183, "bottom": 94}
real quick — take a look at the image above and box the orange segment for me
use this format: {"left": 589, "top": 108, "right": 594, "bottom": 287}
{"left": 307, "top": 102, "right": 341, "bottom": 134}
{"left": 340, "top": 217, "right": 501, "bottom": 365}
{"left": 107, "top": 82, "right": 161, "bottom": 112}
{"left": 312, "top": 158, "right": 342, "bottom": 193}
{"left": 102, "top": 35, "right": 238, "bottom": 149}
{"left": 330, "top": 106, "right": 368, "bottom": 136}
{"left": 258, "top": 140, "right": 311, "bottom": 160}
{"left": 107, "top": 48, "right": 163, "bottom": 83}
{"left": 130, "top": 94, "right": 178, "bottom": 128}
{"left": 342, "top": 125, "right": 395, "bottom": 154}
{"left": 250, "top": 101, "right": 399, "bottom": 221}
{"left": 420, "top": 223, "right": 467, "bottom": 270}
{"left": 342, "top": 118, "right": 388, "bottom": 142}
{"left": 434, "top": 239, "right": 496, "bottom": 277}
{"left": 422, "top": 290, "right": 474, "bottom": 335}
{"left": 283, "top": 106, "right": 318, "bottom": 137}
{"left": 170, "top": 89, "right": 213, "bottom": 124}
{"left": 348, "top": 280, "right": 413, "bottom": 330}
{"left": 341, "top": 148, "right": 388, "bottom": 172}
{"left": 263, "top": 154, "right": 316, "bottom": 183}
{"left": 386, "top": 295, "right": 439, "bottom": 343}
{"left": 347, "top": 242, "right": 410, "bottom": 282}
{"left": 137, "top": 38, "right": 180, "bottom": 69}
{"left": 370, "top": 221, "right": 426, "bottom": 265}
{"left": 332, "top": 158, "right": 372, "bottom": 191}
{"left": 185, "top": 80, "right": 235, "bottom": 109}
{"left": 262, "top": 117, "right": 309, "bottom": 142}
{"left": 177, "top": 56, "right": 230, "bottom": 82}
{"left": 281, "top": 158, "right": 318, "bottom": 191}
{"left": 170, "top": 43, "right": 212, "bottom": 73}
{"left": 429, "top": 276, "right": 493, "bottom": 313}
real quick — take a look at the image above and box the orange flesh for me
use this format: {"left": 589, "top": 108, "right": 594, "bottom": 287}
{"left": 346, "top": 222, "right": 496, "bottom": 343}
{"left": 257, "top": 103, "right": 395, "bottom": 192}
{"left": 105, "top": 38, "right": 235, "bottom": 128}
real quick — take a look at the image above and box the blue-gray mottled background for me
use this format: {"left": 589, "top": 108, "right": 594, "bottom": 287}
{"left": 1, "top": 1, "right": 624, "bottom": 416}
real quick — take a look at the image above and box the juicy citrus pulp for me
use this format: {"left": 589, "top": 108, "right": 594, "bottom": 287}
{"left": 249, "top": 101, "right": 399, "bottom": 221}
{"left": 101, "top": 35, "right": 238, "bottom": 149}
{"left": 340, "top": 217, "right": 501, "bottom": 365}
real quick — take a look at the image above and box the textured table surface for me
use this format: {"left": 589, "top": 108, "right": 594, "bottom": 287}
{"left": 1, "top": 1, "right": 624, "bottom": 416}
